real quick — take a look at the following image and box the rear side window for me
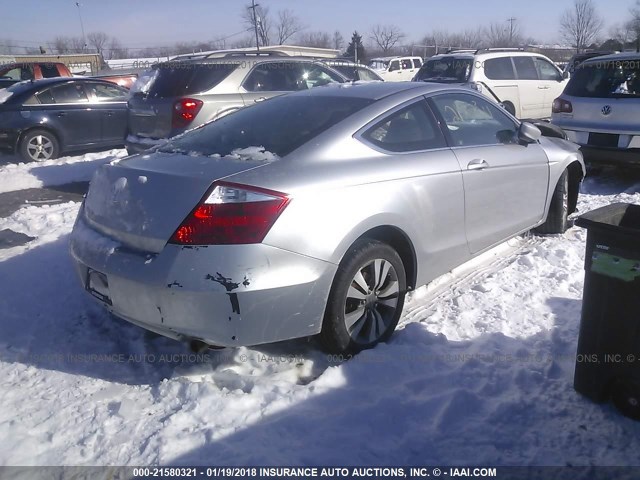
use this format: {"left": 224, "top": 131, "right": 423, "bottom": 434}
{"left": 40, "top": 63, "right": 60, "bottom": 79}
{"left": 362, "top": 101, "right": 446, "bottom": 152}
{"left": 35, "top": 89, "right": 55, "bottom": 104}
{"left": 401, "top": 59, "right": 413, "bottom": 70}
{"left": 148, "top": 62, "right": 238, "bottom": 98}
{"left": 160, "top": 95, "right": 373, "bottom": 157}
{"left": 513, "top": 57, "right": 539, "bottom": 80}
{"left": 389, "top": 60, "right": 401, "bottom": 72}
{"left": 484, "top": 58, "right": 515, "bottom": 80}
{"left": 50, "top": 83, "right": 88, "bottom": 103}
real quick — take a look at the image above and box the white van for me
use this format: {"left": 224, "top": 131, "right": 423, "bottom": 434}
{"left": 369, "top": 56, "right": 423, "bottom": 81}
{"left": 413, "top": 48, "right": 568, "bottom": 119}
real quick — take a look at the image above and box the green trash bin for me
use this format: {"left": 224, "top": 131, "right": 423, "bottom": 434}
{"left": 574, "top": 202, "right": 640, "bottom": 420}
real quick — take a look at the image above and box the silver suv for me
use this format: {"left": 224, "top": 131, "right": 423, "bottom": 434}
{"left": 551, "top": 52, "right": 640, "bottom": 167}
{"left": 126, "top": 52, "right": 345, "bottom": 154}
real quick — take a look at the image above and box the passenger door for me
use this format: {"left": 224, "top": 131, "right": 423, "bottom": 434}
{"left": 358, "top": 99, "right": 469, "bottom": 280}
{"left": 84, "top": 82, "right": 129, "bottom": 145}
{"left": 533, "top": 56, "right": 567, "bottom": 118}
{"left": 512, "top": 56, "right": 546, "bottom": 118}
{"left": 36, "top": 82, "right": 103, "bottom": 148}
{"left": 429, "top": 92, "right": 549, "bottom": 254}
{"left": 482, "top": 57, "right": 520, "bottom": 115}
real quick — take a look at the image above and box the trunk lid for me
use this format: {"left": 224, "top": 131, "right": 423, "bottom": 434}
{"left": 83, "top": 152, "right": 267, "bottom": 253}
{"left": 563, "top": 95, "right": 640, "bottom": 134}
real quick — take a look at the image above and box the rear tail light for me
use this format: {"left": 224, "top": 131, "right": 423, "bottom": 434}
{"left": 552, "top": 97, "right": 573, "bottom": 114}
{"left": 172, "top": 98, "right": 203, "bottom": 128}
{"left": 169, "top": 182, "right": 290, "bottom": 245}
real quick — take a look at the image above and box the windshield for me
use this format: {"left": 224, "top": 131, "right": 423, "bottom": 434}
{"left": 414, "top": 57, "right": 473, "bottom": 83}
{"left": 159, "top": 94, "right": 374, "bottom": 157}
{"left": 565, "top": 60, "right": 640, "bottom": 98}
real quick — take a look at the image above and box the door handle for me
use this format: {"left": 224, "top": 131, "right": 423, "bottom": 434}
{"left": 467, "top": 159, "right": 489, "bottom": 171}
{"left": 105, "top": 111, "right": 114, "bottom": 116}
{"left": 56, "top": 112, "right": 66, "bottom": 117}
{"left": 254, "top": 97, "right": 267, "bottom": 103}
{"left": 538, "top": 85, "right": 550, "bottom": 90}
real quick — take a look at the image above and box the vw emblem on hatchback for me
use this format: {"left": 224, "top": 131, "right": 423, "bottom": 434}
{"left": 601, "top": 105, "right": 612, "bottom": 116}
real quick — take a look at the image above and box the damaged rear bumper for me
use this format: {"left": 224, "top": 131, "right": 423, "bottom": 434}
{"left": 69, "top": 215, "right": 337, "bottom": 347}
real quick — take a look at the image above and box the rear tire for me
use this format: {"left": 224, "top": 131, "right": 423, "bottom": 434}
{"left": 611, "top": 379, "right": 640, "bottom": 421}
{"left": 534, "top": 169, "right": 569, "bottom": 234}
{"left": 19, "top": 129, "right": 60, "bottom": 162}
{"left": 320, "top": 239, "right": 406, "bottom": 354}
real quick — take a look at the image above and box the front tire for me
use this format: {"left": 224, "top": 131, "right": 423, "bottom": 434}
{"left": 19, "top": 129, "right": 60, "bottom": 162}
{"left": 320, "top": 239, "right": 407, "bottom": 354}
{"left": 534, "top": 169, "right": 569, "bottom": 234}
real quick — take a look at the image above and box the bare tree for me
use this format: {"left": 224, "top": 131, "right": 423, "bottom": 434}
{"left": 51, "top": 36, "right": 71, "bottom": 54}
{"left": 70, "top": 36, "right": 87, "bottom": 53}
{"left": 297, "top": 31, "right": 331, "bottom": 48}
{"left": 107, "top": 38, "right": 128, "bottom": 60}
{"left": 369, "top": 24, "right": 405, "bottom": 54}
{"left": 560, "top": 0, "right": 604, "bottom": 53}
{"left": 87, "top": 32, "right": 109, "bottom": 55}
{"left": 230, "top": 36, "right": 256, "bottom": 49}
{"left": 332, "top": 30, "right": 344, "bottom": 51}
{"left": 485, "top": 20, "right": 522, "bottom": 47}
{"left": 275, "top": 9, "right": 303, "bottom": 44}
{"left": 242, "top": 4, "right": 271, "bottom": 47}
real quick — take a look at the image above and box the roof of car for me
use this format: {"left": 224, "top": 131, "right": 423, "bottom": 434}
{"left": 580, "top": 51, "right": 640, "bottom": 63}
{"left": 160, "top": 56, "right": 331, "bottom": 67}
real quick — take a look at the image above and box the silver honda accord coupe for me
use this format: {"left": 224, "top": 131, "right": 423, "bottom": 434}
{"left": 70, "top": 82, "right": 585, "bottom": 353}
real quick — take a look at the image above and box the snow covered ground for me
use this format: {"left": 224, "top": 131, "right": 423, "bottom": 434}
{"left": 0, "top": 151, "right": 639, "bottom": 467}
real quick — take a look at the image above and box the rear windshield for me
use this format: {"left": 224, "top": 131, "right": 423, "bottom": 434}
{"left": 414, "top": 57, "right": 473, "bottom": 83}
{"left": 146, "top": 62, "right": 238, "bottom": 98}
{"left": 565, "top": 60, "right": 640, "bottom": 98}
{"left": 159, "top": 94, "right": 374, "bottom": 157}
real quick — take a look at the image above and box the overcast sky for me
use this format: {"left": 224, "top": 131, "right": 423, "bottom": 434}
{"left": 0, "top": 0, "right": 635, "bottom": 51}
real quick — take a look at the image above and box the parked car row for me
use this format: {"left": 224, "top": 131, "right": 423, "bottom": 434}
{"left": 0, "top": 54, "right": 384, "bottom": 162}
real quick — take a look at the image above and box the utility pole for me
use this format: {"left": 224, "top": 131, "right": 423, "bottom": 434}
{"left": 507, "top": 17, "right": 517, "bottom": 45}
{"left": 75, "top": 2, "right": 87, "bottom": 52}
{"left": 248, "top": 0, "right": 260, "bottom": 52}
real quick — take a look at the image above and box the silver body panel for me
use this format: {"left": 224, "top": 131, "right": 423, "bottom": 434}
{"left": 71, "top": 82, "right": 584, "bottom": 347}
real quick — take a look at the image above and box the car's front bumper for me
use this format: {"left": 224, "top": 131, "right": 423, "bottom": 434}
{"left": 0, "top": 129, "right": 18, "bottom": 152}
{"left": 69, "top": 214, "right": 338, "bottom": 347}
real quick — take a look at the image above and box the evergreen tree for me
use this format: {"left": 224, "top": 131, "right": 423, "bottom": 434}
{"left": 345, "top": 31, "right": 365, "bottom": 63}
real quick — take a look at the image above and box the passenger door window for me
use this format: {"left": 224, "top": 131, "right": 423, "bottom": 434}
{"left": 431, "top": 93, "right": 518, "bottom": 147}
{"left": 401, "top": 59, "right": 413, "bottom": 70}
{"left": 362, "top": 101, "right": 446, "bottom": 152}
{"left": 513, "top": 57, "right": 539, "bottom": 80}
{"left": 40, "top": 63, "right": 61, "bottom": 78}
{"left": 86, "top": 82, "right": 129, "bottom": 101}
{"left": 533, "top": 57, "right": 561, "bottom": 81}
{"left": 413, "top": 58, "right": 423, "bottom": 68}
{"left": 389, "top": 60, "right": 401, "bottom": 72}
{"left": 484, "top": 58, "right": 515, "bottom": 80}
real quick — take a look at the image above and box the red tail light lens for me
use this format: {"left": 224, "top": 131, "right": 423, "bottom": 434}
{"left": 172, "top": 98, "right": 204, "bottom": 128}
{"left": 169, "top": 183, "right": 290, "bottom": 245}
{"left": 552, "top": 97, "right": 573, "bottom": 114}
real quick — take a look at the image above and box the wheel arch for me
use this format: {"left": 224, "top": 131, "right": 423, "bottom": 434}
{"left": 17, "top": 126, "right": 63, "bottom": 153}
{"left": 567, "top": 160, "right": 585, "bottom": 215}
{"left": 354, "top": 225, "right": 418, "bottom": 291}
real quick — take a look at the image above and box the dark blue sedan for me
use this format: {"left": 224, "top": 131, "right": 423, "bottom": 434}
{"left": 0, "top": 78, "right": 129, "bottom": 161}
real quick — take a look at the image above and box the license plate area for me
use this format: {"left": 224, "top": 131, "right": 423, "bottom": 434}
{"left": 588, "top": 133, "right": 619, "bottom": 148}
{"left": 86, "top": 269, "right": 112, "bottom": 306}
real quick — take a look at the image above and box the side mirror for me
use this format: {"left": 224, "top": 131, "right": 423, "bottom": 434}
{"left": 518, "top": 122, "right": 542, "bottom": 144}
{"left": 562, "top": 71, "right": 570, "bottom": 80}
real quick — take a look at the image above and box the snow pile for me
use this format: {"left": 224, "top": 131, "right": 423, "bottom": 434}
{"left": 230, "top": 146, "right": 279, "bottom": 163}
{"left": 0, "top": 149, "right": 127, "bottom": 194}
{"left": 0, "top": 151, "right": 639, "bottom": 467}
